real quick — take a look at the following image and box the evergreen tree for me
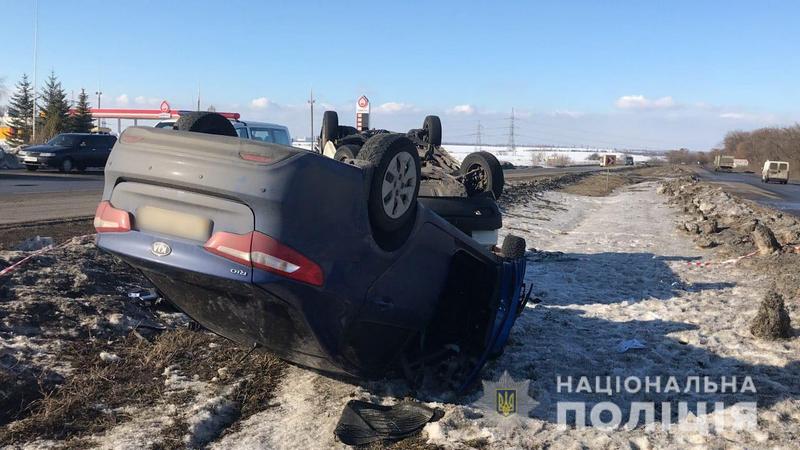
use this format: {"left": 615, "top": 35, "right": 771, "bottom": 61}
{"left": 5, "top": 74, "right": 35, "bottom": 147}
{"left": 68, "top": 89, "right": 93, "bottom": 133}
{"left": 39, "top": 71, "right": 70, "bottom": 141}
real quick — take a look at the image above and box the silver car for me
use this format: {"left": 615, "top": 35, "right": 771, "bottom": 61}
{"left": 155, "top": 119, "right": 291, "bottom": 146}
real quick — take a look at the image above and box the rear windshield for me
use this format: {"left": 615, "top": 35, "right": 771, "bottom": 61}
{"left": 47, "top": 135, "right": 79, "bottom": 147}
{"left": 770, "top": 163, "right": 778, "bottom": 170}
{"left": 271, "top": 129, "right": 290, "bottom": 146}
{"left": 248, "top": 127, "right": 290, "bottom": 146}
{"left": 779, "top": 163, "right": 788, "bottom": 170}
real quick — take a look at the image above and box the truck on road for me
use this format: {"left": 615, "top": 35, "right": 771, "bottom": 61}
{"left": 714, "top": 155, "right": 735, "bottom": 172}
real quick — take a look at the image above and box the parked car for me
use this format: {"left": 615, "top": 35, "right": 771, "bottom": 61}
{"left": 17, "top": 133, "right": 117, "bottom": 172}
{"left": 155, "top": 118, "right": 291, "bottom": 146}
{"left": 95, "top": 112, "right": 529, "bottom": 388}
{"left": 762, "top": 160, "right": 790, "bottom": 184}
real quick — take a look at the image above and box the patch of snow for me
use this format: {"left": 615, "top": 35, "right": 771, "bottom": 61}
{"left": 99, "top": 351, "right": 121, "bottom": 363}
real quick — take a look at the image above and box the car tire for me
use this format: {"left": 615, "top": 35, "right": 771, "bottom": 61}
{"left": 60, "top": 158, "right": 73, "bottom": 173}
{"left": 174, "top": 112, "right": 237, "bottom": 137}
{"left": 359, "top": 133, "right": 421, "bottom": 234}
{"left": 501, "top": 235, "right": 526, "bottom": 259}
{"left": 25, "top": 165, "right": 37, "bottom": 171}
{"left": 461, "top": 151, "right": 504, "bottom": 199}
{"left": 422, "top": 115, "right": 442, "bottom": 147}
{"left": 334, "top": 144, "right": 359, "bottom": 161}
{"left": 321, "top": 111, "right": 339, "bottom": 151}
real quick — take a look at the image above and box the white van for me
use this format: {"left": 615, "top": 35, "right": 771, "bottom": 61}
{"left": 762, "top": 160, "right": 790, "bottom": 184}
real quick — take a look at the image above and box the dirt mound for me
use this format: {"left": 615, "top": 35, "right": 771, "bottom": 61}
{"left": 658, "top": 176, "right": 800, "bottom": 257}
{"left": 659, "top": 176, "right": 800, "bottom": 328}
{"left": 750, "top": 290, "right": 793, "bottom": 339}
{"left": 499, "top": 173, "right": 589, "bottom": 209}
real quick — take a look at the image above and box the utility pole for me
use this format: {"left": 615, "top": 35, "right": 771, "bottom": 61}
{"left": 196, "top": 84, "right": 201, "bottom": 111}
{"left": 31, "top": 0, "right": 39, "bottom": 143}
{"left": 508, "top": 108, "right": 516, "bottom": 155}
{"left": 475, "top": 120, "right": 482, "bottom": 151}
{"left": 95, "top": 90, "right": 103, "bottom": 128}
{"left": 308, "top": 89, "right": 316, "bottom": 151}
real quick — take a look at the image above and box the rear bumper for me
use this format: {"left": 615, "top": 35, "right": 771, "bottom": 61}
{"left": 98, "top": 231, "right": 346, "bottom": 374}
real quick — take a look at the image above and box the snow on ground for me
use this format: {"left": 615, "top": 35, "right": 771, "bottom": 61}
{"left": 290, "top": 140, "right": 658, "bottom": 167}
{"left": 431, "top": 181, "right": 799, "bottom": 448}
{"left": 209, "top": 181, "right": 798, "bottom": 449}
{"left": 442, "top": 144, "right": 655, "bottom": 167}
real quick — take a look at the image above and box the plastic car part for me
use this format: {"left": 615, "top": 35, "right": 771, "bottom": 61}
{"left": 334, "top": 400, "right": 443, "bottom": 446}
{"left": 358, "top": 134, "right": 421, "bottom": 234}
{"left": 320, "top": 111, "right": 339, "bottom": 151}
{"left": 417, "top": 195, "right": 502, "bottom": 234}
{"left": 93, "top": 201, "right": 131, "bottom": 233}
{"left": 461, "top": 151, "right": 505, "bottom": 199}
{"left": 501, "top": 235, "right": 526, "bottom": 258}
{"left": 174, "top": 112, "right": 237, "bottom": 137}
{"left": 203, "top": 230, "right": 324, "bottom": 286}
{"left": 422, "top": 115, "right": 442, "bottom": 147}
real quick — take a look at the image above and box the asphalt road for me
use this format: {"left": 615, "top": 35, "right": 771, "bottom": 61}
{"left": 0, "top": 163, "right": 615, "bottom": 225}
{"left": 696, "top": 168, "right": 800, "bottom": 217}
{"left": 0, "top": 170, "right": 105, "bottom": 225}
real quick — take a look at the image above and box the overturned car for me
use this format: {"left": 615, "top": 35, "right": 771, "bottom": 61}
{"left": 95, "top": 112, "right": 528, "bottom": 389}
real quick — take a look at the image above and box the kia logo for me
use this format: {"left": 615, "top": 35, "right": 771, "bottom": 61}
{"left": 151, "top": 241, "right": 172, "bottom": 257}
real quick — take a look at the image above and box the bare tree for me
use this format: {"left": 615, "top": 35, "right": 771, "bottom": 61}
{"left": 719, "top": 125, "right": 800, "bottom": 173}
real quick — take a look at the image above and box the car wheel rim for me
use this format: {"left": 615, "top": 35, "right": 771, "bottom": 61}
{"left": 63, "top": 160, "right": 72, "bottom": 171}
{"left": 381, "top": 152, "right": 417, "bottom": 219}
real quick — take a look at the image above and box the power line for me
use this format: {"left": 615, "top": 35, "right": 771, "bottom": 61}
{"left": 308, "top": 88, "right": 315, "bottom": 150}
{"left": 508, "top": 108, "right": 516, "bottom": 154}
{"left": 475, "top": 120, "right": 482, "bottom": 151}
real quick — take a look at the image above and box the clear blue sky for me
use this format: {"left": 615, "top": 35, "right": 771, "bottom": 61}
{"left": 2, "top": 0, "right": 798, "bottom": 149}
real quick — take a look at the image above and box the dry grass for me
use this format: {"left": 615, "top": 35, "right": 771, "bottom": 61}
{"left": 0, "top": 329, "right": 285, "bottom": 446}
{"left": 557, "top": 166, "right": 687, "bottom": 197}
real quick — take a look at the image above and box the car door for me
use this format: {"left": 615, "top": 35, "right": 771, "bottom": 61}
{"left": 73, "top": 137, "right": 92, "bottom": 168}
{"left": 96, "top": 136, "right": 116, "bottom": 167}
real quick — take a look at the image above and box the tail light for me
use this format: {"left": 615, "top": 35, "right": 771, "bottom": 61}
{"left": 203, "top": 231, "right": 323, "bottom": 286}
{"left": 94, "top": 201, "right": 131, "bottom": 233}
{"left": 239, "top": 152, "right": 274, "bottom": 164}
